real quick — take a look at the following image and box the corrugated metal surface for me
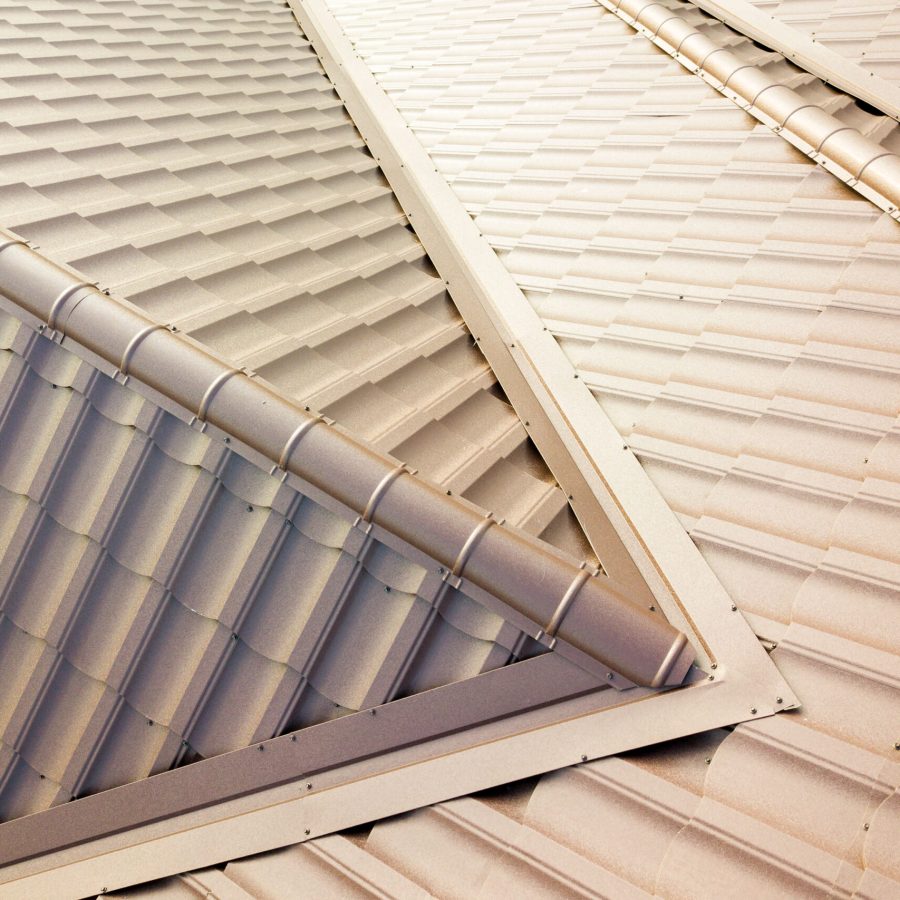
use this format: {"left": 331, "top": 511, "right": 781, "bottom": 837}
{"left": 0, "top": 0, "right": 591, "bottom": 562}
{"left": 289, "top": 0, "right": 900, "bottom": 894}
{"left": 749, "top": 0, "right": 900, "bottom": 83}
{"left": 0, "top": 307, "right": 551, "bottom": 821}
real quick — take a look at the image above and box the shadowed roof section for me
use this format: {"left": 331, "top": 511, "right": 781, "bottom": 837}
{"left": 0, "top": 234, "right": 693, "bottom": 689}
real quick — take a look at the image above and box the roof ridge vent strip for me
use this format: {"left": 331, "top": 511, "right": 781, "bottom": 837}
{"left": 0, "top": 232, "right": 692, "bottom": 689}
{"left": 602, "top": 0, "right": 900, "bottom": 221}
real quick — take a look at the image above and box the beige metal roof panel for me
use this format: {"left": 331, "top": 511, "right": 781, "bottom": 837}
{"left": 748, "top": 0, "right": 900, "bottom": 84}
{"left": 261, "top": 0, "right": 900, "bottom": 895}
{"left": 0, "top": 0, "right": 593, "bottom": 564}
{"left": 0, "top": 0, "right": 894, "bottom": 895}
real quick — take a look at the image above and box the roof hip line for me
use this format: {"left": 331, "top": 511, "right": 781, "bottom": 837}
{"left": 0, "top": 231, "right": 692, "bottom": 688}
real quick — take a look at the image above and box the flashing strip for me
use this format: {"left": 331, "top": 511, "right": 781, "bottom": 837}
{"left": 0, "top": 657, "right": 788, "bottom": 900}
{"left": 0, "top": 653, "right": 604, "bottom": 872}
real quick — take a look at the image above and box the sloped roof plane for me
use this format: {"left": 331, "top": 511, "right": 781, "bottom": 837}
{"left": 5, "top": 0, "right": 899, "bottom": 895}
{"left": 279, "top": 0, "right": 900, "bottom": 894}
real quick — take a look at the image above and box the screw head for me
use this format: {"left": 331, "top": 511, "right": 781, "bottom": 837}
{"left": 580, "top": 754, "right": 588, "bottom": 762}
{"left": 751, "top": 707, "right": 758, "bottom": 715}
{"left": 776, "top": 697, "right": 783, "bottom": 704}
{"left": 304, "top": 828, "right": 311, "bottom": 836}
{"left": 306, "top": 782, "right": 312, "bottom": 790}
{"left": 258, "top": 745, "right": 264, "bottom": 752}
{"left": 710, "top": 663, "right": 717, "bottom": 669}
{"left": 606, "top": 672, "right": 614, "bottom": 680}
{"left": 731, "top": 604, "right": 737, "bottom": 611}
{"left": 291, "top": 734, "right": 297, "bottom": 742}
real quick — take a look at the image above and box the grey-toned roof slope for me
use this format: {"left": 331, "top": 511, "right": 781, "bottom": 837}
{"left": 0, "top": 306, "right": 544, "bottom": 819}
{"left": 0, "top": 0, "right": 592, "bottom": 562}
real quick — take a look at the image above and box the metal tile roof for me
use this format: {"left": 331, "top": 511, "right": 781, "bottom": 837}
{"left": 233, "top": 0, "right": 900, "bottom": 894}
{"left": 0, "top": 308, "right": 546, "bottom": 818}
{"left": 0, "top": 2, "right": 792, "bottom": 889}
{"left": 0, "top": 0, "right": 592, "bottom": 563}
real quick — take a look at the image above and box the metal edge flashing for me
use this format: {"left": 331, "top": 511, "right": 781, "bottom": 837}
{"left": 0, "top": 654, "right": 779, "bottom": 900}
{"left": 0, "top": 654, "right": 604, "bottom": 871}
{"left": 0, "top": 233, "right": 689, "bottom": 689}
{"left": 688, "top": 0, "right": 900, "bottom": 122}
{"left": 600, "top": 0, "right": 900, "bottom": 220}
{"left": 287, "top": 0, "right": 797, "bottom": 697}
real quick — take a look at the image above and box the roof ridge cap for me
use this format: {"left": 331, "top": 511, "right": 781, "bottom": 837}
{"left": 688, "top": 0, "right": 900, "bottom": 121}
{"left": 0, "top": 232, "right": 692, "bottom": 687}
